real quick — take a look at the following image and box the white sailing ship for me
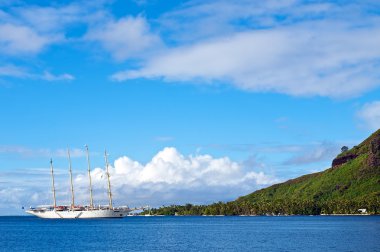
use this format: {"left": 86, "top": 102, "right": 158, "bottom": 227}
{"left": 26, "top": 145, "right": 136, "bottom": 219}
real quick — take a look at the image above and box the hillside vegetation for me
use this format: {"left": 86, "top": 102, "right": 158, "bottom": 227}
{"left": 145, "top": 129, "right": 380, "bottom": 215}
{"left": 238, "top": 129, "right": 380, "bottom": 204}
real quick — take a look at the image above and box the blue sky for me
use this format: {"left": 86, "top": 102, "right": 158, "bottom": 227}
{"left": 0, "top": 0, "right": 380, "bottom": 215}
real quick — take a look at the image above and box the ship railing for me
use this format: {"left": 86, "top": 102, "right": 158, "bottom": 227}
{"left": 33, "top": 205, "right": 55, "bottom": 211}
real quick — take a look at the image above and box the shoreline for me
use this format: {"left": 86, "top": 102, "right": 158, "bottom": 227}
{"left": 0, "top": 213, "right": 378, "bottom": 217}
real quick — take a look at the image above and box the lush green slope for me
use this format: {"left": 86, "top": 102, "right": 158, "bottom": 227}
{"left": 145, "top": 129, "right": 380, "bottom": 215}
{"left": 237, "top": 129, "right": 380, "bottom": 204}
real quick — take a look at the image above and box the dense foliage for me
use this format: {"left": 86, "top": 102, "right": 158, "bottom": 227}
{"left": 143, "top": 129, "right": 380, "bottom": 215}
{"left": 145, "top": 197, "right": 380, "bottom": 216}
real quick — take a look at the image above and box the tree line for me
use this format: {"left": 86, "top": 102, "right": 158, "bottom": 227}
{"left": 142, "top": 197, "right": 380, "bottom": 216}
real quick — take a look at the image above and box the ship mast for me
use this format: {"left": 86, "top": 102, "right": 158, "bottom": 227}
{"left": 85, "top": 145, "right": 94, "bottom": 209}
{"left": 67, "top": 148, "right": 75, "bottom": 209}
{"left": 104, "top": 150, "right": 113, "bottom": 209}
{"left": 50, "top": 159, "right": 57, "bottom": 209}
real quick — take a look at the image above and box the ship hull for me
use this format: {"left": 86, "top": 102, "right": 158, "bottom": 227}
{"left": 26, "top": 209, "right": 131, "bottom": 219}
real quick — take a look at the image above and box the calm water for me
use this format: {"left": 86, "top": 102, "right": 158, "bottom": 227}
{"left": 0, "top": 216, "right": 379, "bottom": 251}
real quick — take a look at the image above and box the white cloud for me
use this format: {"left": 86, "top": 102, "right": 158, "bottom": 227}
{"left": 112, "top": 22, "right": 380, "bottom": 98}
{"left": 0, "top": 2, "right": 107, "bottom": 57}
{"left": 0, "top": 147, "right": 279, "bottom": 214}
{"left": 357, "top": 101, "right": 380, "bottom": 130}
{"left": 0, "top": 23, "right": 58, "bottom": 55}
{"left": 2, "top": 0, "right": 378, "bottom": 98}
{"left": 0, "top": 65, "right": 29, "bottom": 78}
{"left": 111, "top": 0, "right": 380, "bottom": 98}
{"left": 283, "top": 142, "right": 340, "bottom": 166}
{"left": 14, "top": 5, "right": 85, "bottom": 33}
{"left": 158, "top": 0, "right": 376, "bottom": 43}
{"left": 73, "top": 147, "right": 278, "bottom": 206}
{"left": 86, "top": 16, "right": 162, "bottom": 61}
{"left": 158, "top": 0, "right": 300, "bottom": 42}
{"left": 42, "top": 71, "right": 75, "bottom": 81}
{"left": 0, "top": 66, "right": 75, "bottom": 82}
{"left": 0, "top": 187, "right": 25, "bottom": 205}
{"left": 0, "top": 146, "right": 85, "bottom": 158}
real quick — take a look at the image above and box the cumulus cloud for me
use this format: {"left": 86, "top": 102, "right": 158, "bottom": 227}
{"left": 357, "top": 101, "right": 380, "bottom": 130}
{"left": 0, "top": 147, "right": 278, "bottom": 214}
{"left": 86, "top": 16, "right": 162, "bottom": 61}
{"left": 73, "top": 147, "right": 278, "bottom": 206}
{"left": 0, "top": 142, "right": 352, "bottom": 214}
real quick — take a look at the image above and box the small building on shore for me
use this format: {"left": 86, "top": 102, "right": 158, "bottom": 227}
{"left": 358, "top": 209, "right": 367, "bottom": 214}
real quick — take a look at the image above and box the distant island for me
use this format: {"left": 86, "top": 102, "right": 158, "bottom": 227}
{"left": 143, "top": 129, "right": 380, "bottom": 216}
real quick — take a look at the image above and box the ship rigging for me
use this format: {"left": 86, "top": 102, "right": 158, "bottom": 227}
{"left": 26, "top": 146, "right": 138, "bottom": 218}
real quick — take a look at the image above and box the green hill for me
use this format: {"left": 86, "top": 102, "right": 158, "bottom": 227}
{"left": 237, "top": 129, "right": 380, "bottom": 204}
{"left": 146, "top": 129, "right": 380, "bottom": 215}
{"left": 232, "top": 129, "right": 380, "bottom": 214}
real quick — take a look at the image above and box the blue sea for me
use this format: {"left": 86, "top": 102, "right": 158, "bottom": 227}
{"left": 0, "top": 216, "right": 379, "bottom": 251}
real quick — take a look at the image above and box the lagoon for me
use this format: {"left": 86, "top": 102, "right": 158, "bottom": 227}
{"left": 0, "top": 216, "right": 379, "bottom": 251}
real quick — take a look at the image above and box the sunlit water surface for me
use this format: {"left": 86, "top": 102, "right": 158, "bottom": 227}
{"left": 0, "top": 216, "right": 379, "bottom": 251}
